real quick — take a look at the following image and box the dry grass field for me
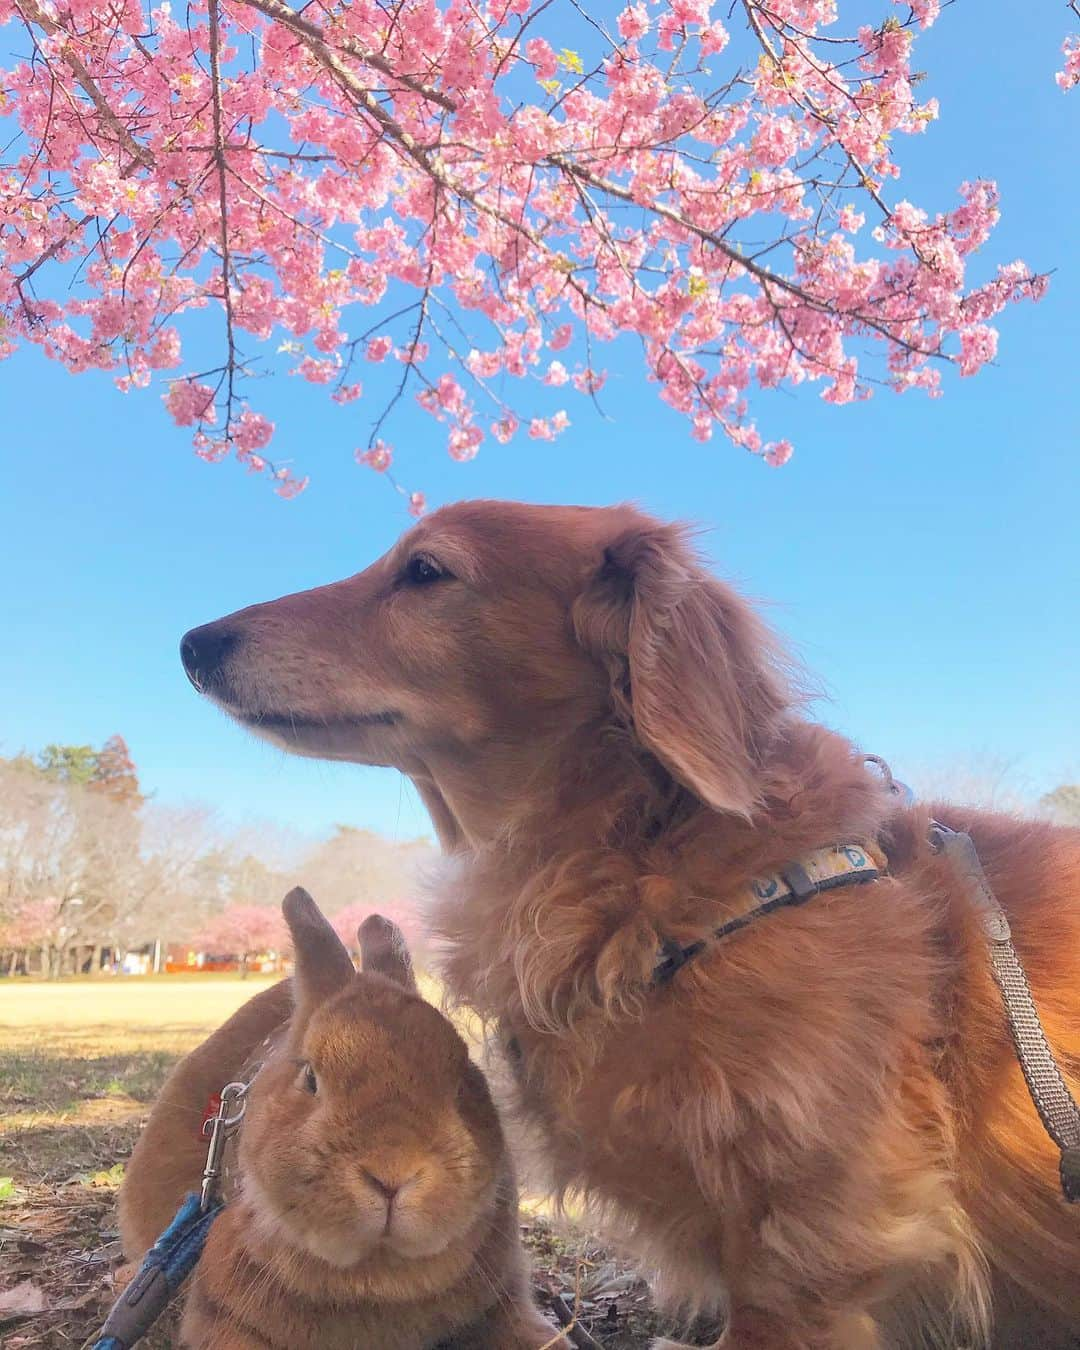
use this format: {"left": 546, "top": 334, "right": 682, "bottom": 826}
{"left": 0, "top": 977, "right": 670, "bottom": 1349}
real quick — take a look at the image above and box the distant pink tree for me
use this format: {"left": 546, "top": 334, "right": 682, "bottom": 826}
{"left": 0, "top": 897, "right": 72, "bottom": 976}
{"left": 0, "top": 896, "right": 64, "bottom": 949}
{"left": 193, "top": 902, "right": 287, "bottom": 973}
{"left": 331, "top": 898, "right": 426, "bottom": 962}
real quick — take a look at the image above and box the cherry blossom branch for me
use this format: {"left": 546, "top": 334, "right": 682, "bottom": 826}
{"left": 0, "top": 0, "right": 1049, "bottom": 496}
{"left": 545, "top": 155, "right": 944, "bottom": 360}
{"left": 241, "top": 2, "right": 600, "bottom": 318}
{"left": 240, "top": 0, "right": 457, "bottom": 111}
{"left": 207, "top": 0, "right": 242, "bottom": 441}
{"left": 741, "top": 0, "right": 894, "bottom": 219}
{"left": 11, "top": 0, "right": 156, "bottom": 169}
{"left": 13, "top": 212, "right": 94, "bottom": 291}
{"left": 232, "top": 0, "right": 945, "bottom": 365}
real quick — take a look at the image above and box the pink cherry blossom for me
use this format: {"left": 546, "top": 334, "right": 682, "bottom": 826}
{"left": 356, "top": 441, "right": 393, "bottom": 472}
{"left": 1058, "top": 36, "right": 1080, "bottom": 91}
{"left": 525, "top": 38, "right": 558, "bottom": 82}
{"left": 617, "top": 5, "right": 649, "bottom": 41}
{"left": 366, "top": 336, "right": 394, "bottom": 362}
{"left": 904, "top": 0, "right": 940, "bottom": 28}
{"left": 763, "top": 439, "right": 794, "bottom": 467}
{"left": 233, "top": 410, "right": 274, "bottom": 453}
{"left": 164, "top": 381, "right": 217, "bottom": 428}
{"left": 448, "top": 425, "right": 483, "bottom": 460}
{"left": 0, "top": 0, "right": 1048, "bottom": 502}
{"left": 957, "top": 325, "right": 998, "bottom": 377}
{"left": 529, "top": 417, "right": 556, "bottom": 441}
{"left": 699, "top": 20, "right": 729, "bottom": 57}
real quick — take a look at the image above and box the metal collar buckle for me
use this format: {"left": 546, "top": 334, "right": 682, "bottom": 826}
{"left": 199, "top": 1080, "right": 249, "bottom": 1213}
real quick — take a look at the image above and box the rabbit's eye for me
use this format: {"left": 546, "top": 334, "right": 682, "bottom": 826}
{"left": 301, "top": 1063, "right": 318, "bottom": 1095}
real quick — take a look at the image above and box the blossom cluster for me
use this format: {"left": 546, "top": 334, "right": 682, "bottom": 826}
{"left": 0, "top": 0, "right": 1047, "bottom": 498}
{"left": 1058, "top": 36, "right": 1080, "bottom": 91}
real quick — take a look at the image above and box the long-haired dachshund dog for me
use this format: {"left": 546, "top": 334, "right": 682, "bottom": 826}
{"left": 182, "top": 500, "right": 1080, "bottom": 1349}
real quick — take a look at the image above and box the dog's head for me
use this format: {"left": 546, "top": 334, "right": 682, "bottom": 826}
{"left": 182, "top": 500, "right": 792, "bottom": 827}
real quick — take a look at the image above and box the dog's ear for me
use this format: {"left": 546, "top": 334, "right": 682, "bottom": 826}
{"left": 574, "top": 518, "right": 789, "bottom": 817}
{"left": 283, "top": 887, "right": 356, "bottom": 1011}
{"left": 357, "top": 914, "right": 417, "bottom": 991}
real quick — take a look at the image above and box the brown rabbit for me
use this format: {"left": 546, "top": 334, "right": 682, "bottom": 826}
{"left": 119, "top": 888, "right": 566, "bottom": 1349}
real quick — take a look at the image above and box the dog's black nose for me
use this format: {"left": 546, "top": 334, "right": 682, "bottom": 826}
{"left": 180, "top": 624, "right": 238, "bottom": 693}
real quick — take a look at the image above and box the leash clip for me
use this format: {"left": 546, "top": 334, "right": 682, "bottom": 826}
{"left": 864, "top": 754, "right": 914, "bottom": 808}
{"left": 199, "top": 1080, "right": 249, "bottom": 1213}
{"left": 928, "top": 823, "right": 1011, "bottom": 943}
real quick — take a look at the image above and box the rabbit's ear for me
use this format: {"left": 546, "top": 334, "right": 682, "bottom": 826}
{"left": 282, "top": 888, "right": 355, "bottom": 1009}
{"left": 358, "top": 914, "right": 418, "bottom": 991}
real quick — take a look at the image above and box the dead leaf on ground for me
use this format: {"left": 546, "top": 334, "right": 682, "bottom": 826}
{"left": 0, "top": 1280, "right": 46, "bottom": 1315}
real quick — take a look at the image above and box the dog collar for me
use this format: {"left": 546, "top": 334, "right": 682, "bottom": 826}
{"left": 653, "top": 841, "right": 887, "bottom": 985}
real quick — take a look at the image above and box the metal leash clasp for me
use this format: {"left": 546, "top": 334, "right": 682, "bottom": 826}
{"left": 199, "top": 1080, "right": 249, "bottom": 1213}
{"left": 864, "top": 754, "right": 914, "bottom": 808}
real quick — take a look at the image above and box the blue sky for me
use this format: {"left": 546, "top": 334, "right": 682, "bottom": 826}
{"left": 1, "top": 1, "right": 1077, "bottom": 844}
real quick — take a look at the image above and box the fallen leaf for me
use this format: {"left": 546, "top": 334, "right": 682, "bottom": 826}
{"left": 0, "top": 1281, "right": 46, "bottom": 1315}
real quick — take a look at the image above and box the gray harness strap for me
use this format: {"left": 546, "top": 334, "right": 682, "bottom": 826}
{"left": 930, "top": 821, "right": 1080, "bottom": 1202}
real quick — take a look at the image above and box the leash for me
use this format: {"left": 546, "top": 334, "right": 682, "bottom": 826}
{"left": 90, "top": 1080, "right": 250, "bottom": 1350}
{"left": 928, "top": 822, "right": 1080, "bottom": 1203}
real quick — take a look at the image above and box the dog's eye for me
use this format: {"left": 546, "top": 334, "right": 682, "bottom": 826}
{"left": 300, "top": 1063, "right": 318, "bottom": 1095}
{"left": 404, "top": 554, "right": 448, "bottom": 586}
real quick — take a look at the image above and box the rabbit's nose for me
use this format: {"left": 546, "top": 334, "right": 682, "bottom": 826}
{"left": 361, "top": 1167, "right": 419, "bottom": 1205}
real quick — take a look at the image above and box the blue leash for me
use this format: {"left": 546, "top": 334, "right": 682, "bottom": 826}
{"left": 92, "top": 1192, "right": 223, "bottom": 1350}
{"left": 92, "top": 1079, "right": 249, "bottom": 1349}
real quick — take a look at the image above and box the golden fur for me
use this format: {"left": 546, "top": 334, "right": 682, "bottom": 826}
{"left": 120, "top": 890, "right": 565, "bottom": 1349}
{"left": 182, "top": 500, "right": 1080, "bottom": 1349}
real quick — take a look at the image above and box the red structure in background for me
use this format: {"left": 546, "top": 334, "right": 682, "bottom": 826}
{"left": 164, "top": 944, "right": 287, "bottom": 975}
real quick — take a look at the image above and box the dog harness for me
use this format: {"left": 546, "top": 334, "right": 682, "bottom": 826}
{"left": 650, "top": 786, "right": 1080, "bottom": 1204}
{"left": 652, "top": 840, "right": 887, "bottom": 984}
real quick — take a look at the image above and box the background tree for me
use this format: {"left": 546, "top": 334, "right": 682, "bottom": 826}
{"left": 35, "top": 744, "right": 99, "bottom": 787}
{"left": 89, "top": 734, "right": 143, "bottom": 807}
{"left": 0, "top": 742, "right": 431, "bottom": 975}
{"left": 331, "top": 896, "right": 426, "bottom": 963}
{"left": 191, "top": 902, "right": 288, "bottom": 975}
{"left": 0, "top": 0, "right": 1063, "bottom": 504}
{"left": 299, "top": 826, "right": 432, "bottom": 915}
{"left": 1040, "top": 785, "right": 1080, "bottom": 828}
{"left": 0, "top": 748, "right": 218, "bottom": 973}
{"left": 20, "top": 735, "right": 144, "bottom": 802}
